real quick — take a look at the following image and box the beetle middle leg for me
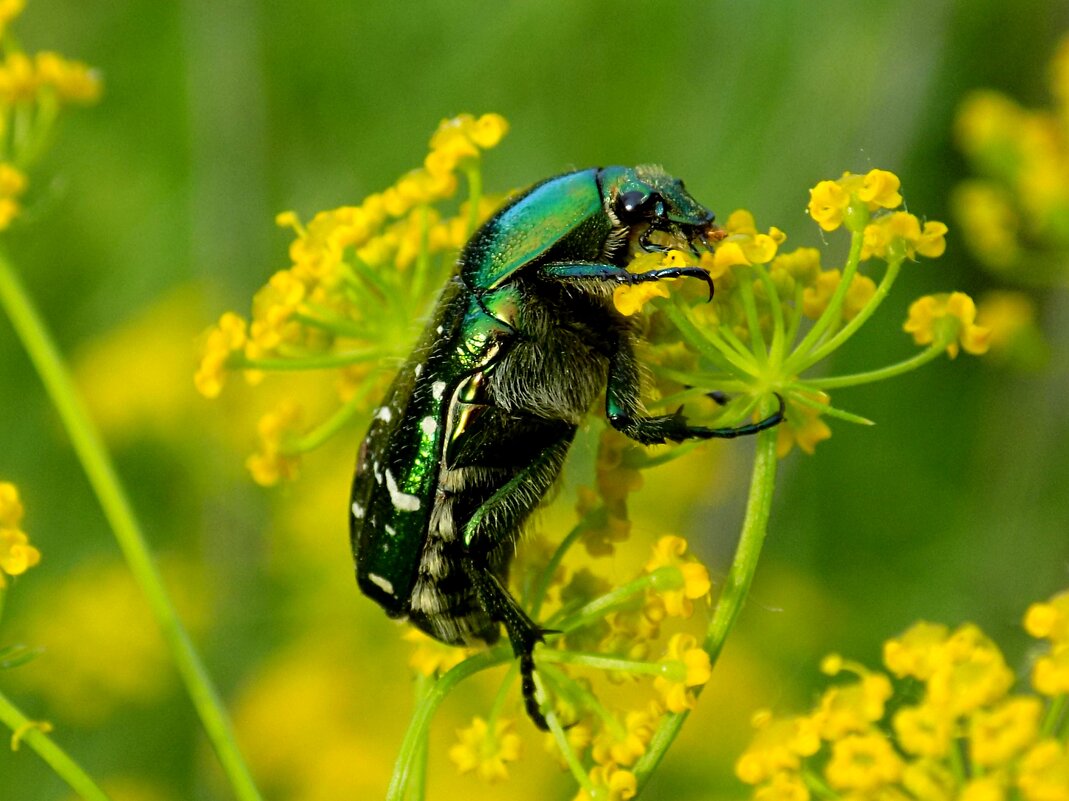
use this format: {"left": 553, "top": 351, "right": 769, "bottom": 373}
{"left": 605, "top": 338, "right": 785, "bottom": 444}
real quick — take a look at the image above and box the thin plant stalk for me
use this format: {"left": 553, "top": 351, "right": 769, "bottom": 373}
{"left": 632, "top": 409, "right": 779, "bottom": 789}
{"left": 0, "top": 251, "right": 264, "bottom": 801}
{"left": 0, "top": 688, "right": 112, "bottom": 801}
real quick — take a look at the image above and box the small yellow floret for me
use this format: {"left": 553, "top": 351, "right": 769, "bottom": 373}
{"left": 448, "top": 716, "right": 522, "bottom": 784}
{"left": 644, "top": 535, "right": 711, "bottom": 618}
{"left": 653, "top": 633, "right": 711, "bottom": 713}
{"left": 195, "top": 312, "right": 247, "bottom": 398}
{"left": 904, "top": 292, "right": 991, "bottom": 358}
{"left": 824, "top": 733, "right": 904, "bottom": 792}
{"left": 969, "top": 696, "right": 1042, "bottom": 767}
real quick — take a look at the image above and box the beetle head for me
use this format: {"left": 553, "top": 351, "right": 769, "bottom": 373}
{"left": 601, "top": 165, "right": 715, "bottom": 254}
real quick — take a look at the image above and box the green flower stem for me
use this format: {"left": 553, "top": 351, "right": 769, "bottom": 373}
{"left": 786, "top": 389, "right": 874, "bottom": 426}
{"left": 783, "top": 283, "right": 806, "bottom": 352}
{"left": 554, "top": 572, "right": 659, "bottom": 633}
{"left": 0, "top": 252, "right": 264, "bottom": 801}
{"left": 647, "top": 366, "right": 750, "bottom": 395}
{"left": 1041, "top": 693, "right": 1068, "bottom": 738}
{"left": 736, "top": 277, "right": 768, "bottom": 364}
{"left": 286, "top": 384, "right": 374, "bottom": 454}
{"left": 409, "top": 204, "right": 433, "bottom": 305}
{"left": 544, "top": 699, "right": 597, "bottom": 795}
{"left": 404, "top": 673, "right": 433, "bottom": 801}
{"left": 0, "top": 584, "right": 6, "bottom": 628}
{"left": 632, "top": 413, "right": 779, "bottom": 791}
{"left": 786, "top": 229, "right": 864, "bottom": 374}
{"left": 386, "top": 648, "right": 509, "bottom": 801}
{"left": 792, "top": 256, "right": 904, "bottom": 373}
{"left": 0, "top": 688, "right": 112, "bottom": 801}
{"left": 228, "top": 349, "right": 384, "bottom": 371}
{"left": 542, "top": 663, "right": 625, "bottom": 740}
{"left": 292, "top": 309, "right": 367, "bottom": 338}
{"left": 528, "top": 518, "right": 588, "bottom": 617}
{"left": 811, "top": 340, "right": 948, "bottom": 389}
{"left": 662, "top": 299, "right": 758, "bottom": 377}
{"left": 802, "top": 766, "right": 841, "bottom": 800}
{"left": 487, "top": 660, "right": 520, "bottom": 729}
{"left": 754, "top": 265, "right": 787, "bottom": 366}
{"left": 537, "top": 648, "right": 669, "bottom": 678}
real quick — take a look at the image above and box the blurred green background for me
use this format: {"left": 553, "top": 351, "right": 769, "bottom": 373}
{"left": 1, "top": 1, "right": 1068, "bottom": 799}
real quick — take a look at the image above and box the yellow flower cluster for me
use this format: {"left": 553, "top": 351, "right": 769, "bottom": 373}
{"left": 955, "top": 80, "right": 1069, "bottom": 258}
{"left": 0, "top": 50, "right": 101, "bottom": 105}
{"left": 737, "top": 590, "right": 1069, "bottom": 801}
{"left": 950, "top": 34, "right": 1068, "bottom": 368}
{"left": 0, "top": 5, "right": 100, "bottom": 236}
{"left": 0, "top": 481, "right": 39, "bottom": 587}
{"left": 808, "top": 169, "right": 947, "bottom": 259}
{"left": 196, "top": 114, "right": 509, "bottom": 484}
{"left": 904, "top": 292, "right": 992, "bottom": 359}
{"left": 433, "top": 529, "right": 713, "bottom": 788}
{"left": 628, "top": 168, "right": 964, "bottom": 461}
{"left": 1025, "top": 590, "right": 1069, "bottom": 697}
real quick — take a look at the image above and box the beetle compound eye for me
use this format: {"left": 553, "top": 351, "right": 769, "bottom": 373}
{"left": 616, "top": 189, "right": 664, "bottom": 223}
{"left": 617, "top": 190, "right": 649, "bottom": 217}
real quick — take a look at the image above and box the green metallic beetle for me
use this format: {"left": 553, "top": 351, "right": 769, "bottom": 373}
{"left": 350, "top": 165, "right": 783, "bottom": 728}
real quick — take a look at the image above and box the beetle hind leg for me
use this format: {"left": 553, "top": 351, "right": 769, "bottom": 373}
{"left": 465, "top": 559, "right": 554, "bottom": 730}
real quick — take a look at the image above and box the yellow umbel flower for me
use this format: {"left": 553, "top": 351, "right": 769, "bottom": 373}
{"left": 807, "top": 169, "right": 904, "bottom": 232}
{"left": 448, "top": 716, "right": 522, "bottom": 783}
{"left": 904, "top": 292, "right": 992, "bottom": 358}
{"left": 644, "top": 535, "right": 711, "bottom": 618}
{"left": 652, "top": 632, "right": 711, "bottom": 713}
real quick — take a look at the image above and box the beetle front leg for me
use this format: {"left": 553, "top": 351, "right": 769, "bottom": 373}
{"left": 605, "top": 339, "right": 786, "bottom": 444}
{"left": 540, "top": 261, "right": 714, "bottom": 300}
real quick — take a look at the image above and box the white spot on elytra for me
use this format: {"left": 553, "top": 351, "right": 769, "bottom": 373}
{"left": 351, "top": 501, "right": 364, "bottom": 519}
{"left": 420, "top": 416, "right": 438, "bottom": 437}
{"left": 384, "top": 524, "right": 396, "bottom": 537}
{"left": 368, "top": 573, "right": 394, "bottom": 595}
{"left": 375, "top": 406, "right": 393, "bottom": 423}
{"left": 414, "top": 364, "right": 423, "bottom": 378}
{"left": 431, "top": 381, "right": 446, "bottom": 400}
{"left": 436, "top": 325, "right": 443, "bottom": 334}
{"left": 384, "top": 469, "right": 421, "bottom": 512}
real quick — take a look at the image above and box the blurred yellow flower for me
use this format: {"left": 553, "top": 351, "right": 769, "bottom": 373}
{"left": 11, "top": 559, "right": 206, "bottom": 723}
{"left": 574, "top": 763, "right": 637, "bottom": 801}
{"left": 825, "top": 732, "right": 904, "bottom": 792}
{"left": 739, "top": 592, "right": 1069, "bottom": 801}
{"left": 246, "top": 399, "right": 303, "bottom": 486}
{"left": 0, "top": 481, "right": 38, "bottom": 587}
{"left": 904, "top": 292, "right": 991, "bottom": 358}
{"left": 653, "top": 632, "right": 711, "bottom": 713}
{"left": 448, "top": 716, "right": 523, "bottom": 783}
{"left": 1018, "top": 740, "right": 1069, "bottom": 801}
{"left": 1026, "top": 591, "right": 1069, "bottom": 642}
{"left": 969, "top": 697, "right": 1043, "bottom": 768}
{"left": 644, "top": 535, "right": 711, "bottom": 618}
{"left": 195, "top": 311, "right": 248, "bottom": 399}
